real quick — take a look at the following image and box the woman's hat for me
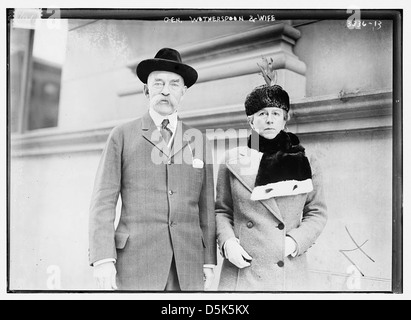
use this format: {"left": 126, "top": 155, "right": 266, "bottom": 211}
{"left": 245, "top": 56, "right": 290, "bottom": 116}
{"left": 245, "top": 84, "right": 290, "bottom": 116}
{"left": 136, "top": 48, "right": 198, "bottom": 88}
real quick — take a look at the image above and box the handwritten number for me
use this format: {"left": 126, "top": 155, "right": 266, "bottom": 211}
{"left": 376, "top": 21, "right": 382, "bottom": 30}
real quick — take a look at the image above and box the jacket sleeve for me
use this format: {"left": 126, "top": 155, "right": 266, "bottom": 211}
{"left": 287, "top": 155, "right": 328, "bottom": 256}
{"left": 198, "top": 136, "right": 217, "bottom": 265}
{"left": 215, "top": 153, "right": 237, "bottom": 257}
{"left": 88, "top": 127, "right": 122, "bottom": 265}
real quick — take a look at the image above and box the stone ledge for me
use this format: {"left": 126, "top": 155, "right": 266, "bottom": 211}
{"left": 181, "top": 89, "right": 393, "bottom": 131}
{"left": 118, "top": 23, "right": 305, "bottom": 97}
{"left": 11, "top": 90, "right": 393, "bottom": 157}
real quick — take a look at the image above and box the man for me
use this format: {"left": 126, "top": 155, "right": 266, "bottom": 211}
{"left": 89, "top": 48, "right": 217, "bottom": 291}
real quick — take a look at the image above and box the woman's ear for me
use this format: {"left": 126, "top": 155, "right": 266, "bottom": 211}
{"left": 247, "top": 115, "right": 255, "bottom": 130}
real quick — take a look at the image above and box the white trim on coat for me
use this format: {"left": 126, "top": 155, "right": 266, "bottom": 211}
{"left": 251, "top": 179, "right": 313, "bottom": 201}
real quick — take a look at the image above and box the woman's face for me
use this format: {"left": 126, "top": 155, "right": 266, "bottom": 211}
{"left": 249, "top": 107, "right": 287, "bottom": 139}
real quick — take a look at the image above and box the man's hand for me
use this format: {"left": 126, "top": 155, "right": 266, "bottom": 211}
{"left": 203, "top": 267, "right": 214, "bottom": 291}
{"left": 224, "top": 238, "right": 252, "bottom": 269}
{"left": 93, "top": 261, "right": 118, "bottom": 290}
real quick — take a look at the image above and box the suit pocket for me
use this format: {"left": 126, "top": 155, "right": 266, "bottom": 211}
{"left": 115, "top": 232, "right": 129, "bottom": 250}
{"left": 201, "top": 234, "right": 207, "bottom": 248}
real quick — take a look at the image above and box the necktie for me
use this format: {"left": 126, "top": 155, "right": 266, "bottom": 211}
{"left": 161, "top": 119, "right": 173, "bottom": 146}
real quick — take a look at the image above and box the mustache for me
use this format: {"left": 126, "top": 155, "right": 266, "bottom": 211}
{"left": 152, "top": 96, "right": 176, "bottom": 105}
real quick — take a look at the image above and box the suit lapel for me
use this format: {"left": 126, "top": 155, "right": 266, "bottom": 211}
{"left": 141, "top": 112, "right": 170, "bottom": 157}
{"left": 141, "top": 113, "right": 192, "bottom": 160}
{"left": 169, "top": 119, "right": 190, "bottom": 160}
{"left": 226, "top": 148, "right": 284, "bottom": 223}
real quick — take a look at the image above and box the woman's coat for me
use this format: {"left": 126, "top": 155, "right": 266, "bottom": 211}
{"left": 216, "top": 146, "right": 327, "bottom": 291}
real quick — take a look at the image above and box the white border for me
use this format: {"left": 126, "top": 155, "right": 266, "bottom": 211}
{"left": 1, "top": 0, "right": 410, "bottom": 301}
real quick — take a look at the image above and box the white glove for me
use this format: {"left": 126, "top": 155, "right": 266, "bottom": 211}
{"left": 224, "top": 238, "right": 253, "bottom": 269}
{"left": 203, "top": 267, "right": 214, "bottom": 291}
{"left": 285, "top": 236, "right": 298, "bottom": 257}
{"left": 93, "top": 261, "right": 117, "bottom": 290}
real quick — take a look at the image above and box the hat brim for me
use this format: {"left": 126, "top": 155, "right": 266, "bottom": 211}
{"left": 136, "top": 58, "right": 198, "bottom": 88}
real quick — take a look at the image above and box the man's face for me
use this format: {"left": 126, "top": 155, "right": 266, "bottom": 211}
{"left": 249, "top": 107, "right": 287, "bottom": 140}
{"left": 145, "top": 71, "right": 187, "bottom": 116}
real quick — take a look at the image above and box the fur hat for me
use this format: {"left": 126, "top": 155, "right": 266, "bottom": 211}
{"left": 244, "top": 84, "right": 290, "bottom": 116}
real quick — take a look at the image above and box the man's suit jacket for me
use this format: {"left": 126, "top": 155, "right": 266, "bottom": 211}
{"left": 89, "top": 112, "right": 217, "bottom": 291}
{"left": 216, "top": 147, "right": 327, "bottom": 291}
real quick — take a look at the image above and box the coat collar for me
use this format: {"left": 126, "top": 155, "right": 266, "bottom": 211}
{"left": 225, "top": 147, "right": 284, "bottom": 222}
{"left": 141, "top": 111, "right": 190, "bottom": 159}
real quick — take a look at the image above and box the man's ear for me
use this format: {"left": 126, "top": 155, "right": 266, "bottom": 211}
{"left": 143, "top": 84, "right": 150, "bottom": 98}
{"left": 179, "top": 86, "right": 188, "bottom": 101}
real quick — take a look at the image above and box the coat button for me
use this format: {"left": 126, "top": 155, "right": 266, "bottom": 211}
{"left": 277, "top": 260, "right": 284, "bottom": 268}
{"left": 168, "top": 190, "right": 174, "bottom": 195}
{"left": 247, "top": 221, "right": 254, "bottom": 228}
{"left": 278, "top": 223, "right": 285, "bottom": 230}
{"left": 167, "top": 160, "right": 172, "bottom": 165}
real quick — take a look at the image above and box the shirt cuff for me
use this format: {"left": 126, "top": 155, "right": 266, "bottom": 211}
{"left": 203, "top": 264, "right": 216, "bottom": 269}
{"left": 93, "top": 258, "right": 116, "bottom": 267}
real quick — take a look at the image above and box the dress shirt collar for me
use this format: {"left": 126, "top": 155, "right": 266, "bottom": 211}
{"left": 149, "top": 107, "right": 178, "bottom": 133}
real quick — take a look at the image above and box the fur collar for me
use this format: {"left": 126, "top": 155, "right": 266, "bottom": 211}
{"left": 247, "top": 130, "right": 313, "bottom": 200}
{"left": 247, "top": 130, "right": 303, "bottom": 154}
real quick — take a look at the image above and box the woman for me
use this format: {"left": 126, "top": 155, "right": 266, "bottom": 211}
{"left": 215, "top": 84, "right": 327, "bottom": 291}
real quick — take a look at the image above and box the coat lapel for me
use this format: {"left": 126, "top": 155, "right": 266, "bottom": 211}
{"left": 226, "top": 148, "right": 284, "bottom": 223}
{"left": 169, "top": 119, "right": 190, "bottom": 160}
{"left": 141, "top": 113, "right": 193, "bottom": 161}
{"left": 141, "top": 112, "right": 170, "bottom": 157}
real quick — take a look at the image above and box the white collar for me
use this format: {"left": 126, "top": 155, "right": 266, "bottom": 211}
{"left": 149, "top": 108, "right": 178, "bottom": 133}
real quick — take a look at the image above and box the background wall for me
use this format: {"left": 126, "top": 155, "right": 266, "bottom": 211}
{"left": 295, "top": 20, "right": 392, "bottom": 97}
{"left": 10, "top": 15, "right": 394, "bottom": 291}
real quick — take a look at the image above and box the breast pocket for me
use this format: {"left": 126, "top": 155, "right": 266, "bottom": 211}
{"left": 193, "top": 167, "right": 204, "bottom": 179}
{"left": 187, "top": 167, "right": 204, "bottom": 189}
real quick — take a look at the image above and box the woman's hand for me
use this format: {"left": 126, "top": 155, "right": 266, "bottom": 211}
{"left": 224, "top": 238, "right": 253, "bottom": 269}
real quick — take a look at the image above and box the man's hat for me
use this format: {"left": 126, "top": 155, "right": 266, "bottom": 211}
{"left": 136, "top": 48, "right": 198, "bottom": 88}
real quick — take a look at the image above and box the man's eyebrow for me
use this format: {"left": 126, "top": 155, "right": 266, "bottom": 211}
{"left": 170, "top": 79, "right": 181, "bottom": 82}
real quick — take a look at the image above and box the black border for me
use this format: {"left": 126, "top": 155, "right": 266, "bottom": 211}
{"left": 6, "top": 8, "right": 403, "bottom": 295}
{"left": 391, "top": 9, "right": 403, "bottom": 295}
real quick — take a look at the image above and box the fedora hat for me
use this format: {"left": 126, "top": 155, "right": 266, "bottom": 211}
{"left": 136, "top": 48, "right": 198, "bottom": 88}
